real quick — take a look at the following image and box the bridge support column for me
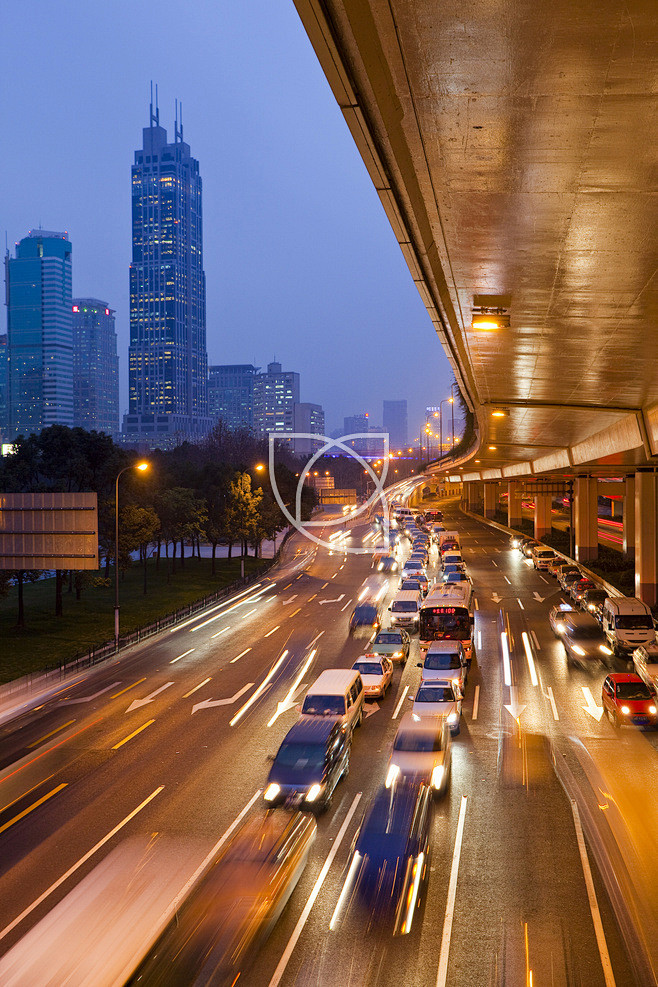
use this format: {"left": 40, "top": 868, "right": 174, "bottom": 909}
{"left": 635, "top": 471, "right": 658, "bottom": 606}
{"left": 484, "top": 483, "right": 499, "bottom": 520}
{"left": 623, "top": 476, "right": 635, "bottom": 559}
{"left": 534, "top": 494, "right": 552, "bottom": 541}
{"left": 507, "top": 481, "right": 523, "bottom": 530}
{"left": 574, "top": 477, "right": 598, "bottom": 563}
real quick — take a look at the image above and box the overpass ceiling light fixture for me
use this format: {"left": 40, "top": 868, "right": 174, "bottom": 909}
{"left": 471, "top": 305, "right": 510, "bottom": 331}
{"left": 491, "top": 409, "right": 508, "bottom": 418}
{"left": 488, "top": 445, "right": 497, "bottom": 451}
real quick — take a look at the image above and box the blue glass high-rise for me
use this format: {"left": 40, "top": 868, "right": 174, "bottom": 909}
{"left": 124, "top": 98, "right": 211, "bottom": 446}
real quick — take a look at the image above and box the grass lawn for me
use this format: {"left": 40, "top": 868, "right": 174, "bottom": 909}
{"left": 0, "top": 555, "right": 266, "bottom": 684}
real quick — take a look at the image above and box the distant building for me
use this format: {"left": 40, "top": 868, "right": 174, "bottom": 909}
{"left": 253, "top": 362, "right": 300, "bottom": 436}
{"left": 208, "top": 364, "right": 259, "bottom": 430}
{"left": 5, "top": 230, "right": 73, "bottom": 438}
{"left": 343, "top": 413, "right": 369, "bottom": 435}
{"left": 383, "top": 399, "right": 408, "bottom": 450}
{"left": 124, "top": 96, "right": 211, "bottom": 447}
{"left": 293, "top": 401, "right": 325, "bottom": 455}
{"left": 0, "top": 334, "right": 7, "bottom": 434}
{"left": 341, "top": 412, "right": 385, "bottom": 457}
{"left": 72, "top": 299, "right": 119, "bottom": 436}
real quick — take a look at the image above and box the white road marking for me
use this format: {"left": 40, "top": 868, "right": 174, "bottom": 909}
{"left": 473, "top": 597, "right": 479, "bottom": 610}
{"left": 521, "top": 632, "right": 538, "bottom": 686}
{"left": 282, "top": 595, "right": 298, "bottom": 605}
{"left": 192, "top": 682, "right": 254, "bottom": 714}
{"left": 175, "top": 583, "right": 263, "bottom": 632}
{"left": 435, "top": 795, "right": 468, "bottom": 987}
{"left": 60, "top": 682, "right": 122, "bottom": 705}
{"left": 538, "top": 573, "right": 549, "bottom": 584}
{"left": 503, "top": 575, "right": 511, "bottom": 585}
{"left": 230, "top": 651, "right": 289, "bottom": 726}
{"left": 472, "top": 685, "right": 480, "bottom": 721}
{"left": 0, "top": 786, "right": 164, "bottom": 943}
{"left": 477, "top": 630, "right": 481, "bottom": 650}
{"left": 392, "top": 685, "right": 410, "bottom": 719}
{"left": 492, "top": 560, "right": 498, "bottom": 567}
{"left": 340, "top": 598, "right": 353, "bottom": 612}
{"left": 501, "top": 632, "right": 511, "bottom": 687}
{"left": 319, "top": 594, "right": 345, "bottom": 605}
{"left": 268, "top": 793, "right": 362, "bottom": 987}
{"left": 230, "top": 648, "right": 251, "bottom": 664}
{"left": 126, "top": 681, "right": 174, "bottom": 714}
{"left": 241, "top": 608, "right": 257, "bottom": 619}
{"left": 570, "top": 800, "right": 617, "bottom": 987}
{"left": 582, "top": 686, "right": 604, "bottom": 721}
{"left": 268, "top": 648, "right": 318, "bottom": 727}
{"left": 517, "top": 598, "right": 525, "bottom": 610}
{"left": 183, "top": 676, "right": 211, "bottom": 698}
{"left": 264, "top": 625, "right": 280, "bottom": 638}
{"left": 547, "top": 686, "right": 559, "bottom": 720}
{"left": 189, "top": 588, "right": 269, "bottom": 632}
{"left": 210, "top": 626, "right": 230, "bottom": 639}
{"left": 530, "top": 630, "right": 541, "bottom": 650}
{"left": 170, "top": 649, "right": 195, "bottom": 664}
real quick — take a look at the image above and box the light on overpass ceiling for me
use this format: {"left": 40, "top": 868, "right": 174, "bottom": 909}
{"left": 488, "top": 445, "right": 497, "bottom": 451}
{"left": 491, "top": 409, "right": 507, "bottom": 418}
{"left": 471, "top": 307, "right": 510, "bottom": 331}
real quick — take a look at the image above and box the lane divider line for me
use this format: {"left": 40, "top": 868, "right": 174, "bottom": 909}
{"left": 504, "top": 576, "right": 511, "bottom": 585}
{"left": 264, "top": 625, "right": 280, "bottom": 638}
{"left": 230, "top": 648, "right": 252, "bottom": 664}
{"left": 570, "top": 800, "right": 617, "bottom": 987}
{"left": 27, "top": 720, "right": 75, "bottom": 750}
{"left": 210, "top": 626, "right": 230, "bottom": 639}
{"left": 183, "top": 677, "right": 212, "bottom": 699}
{"left": 170, "top": 648, "right": 195, "bottom": 664}
{"left": 111, "top": 678, "right": 146, "bottom": 699}
{"left": 0, "top": 786, "right": 165, "bottom": 943}
{"left": 547, "top": 686, "right": 559, "bottom": 720}
{"left": 435, "top": 795, "right": 468, "bottom": 987}
{"left": 0, "top": 773, "right": 56, "bottom": 816}
{"left": 472, "top": 685, "right": 480, "bottom": 721}
{"left": 392, "top": 686, "right": 409, "bottom": 719}
{"left": 112, "top": 719, "right": 155, "bottom": 750}
{"left": 530, "top": 630, "right": 541, "bottom": 651}
{"left": 240, "top": 609, "right": 257, "bottom": 620}
{"left": 521, "top": 632, "right": 538, "bottom": 687}
{"left": 0, "top": 783, "right": 68, "bottom": 836}
{"left": 268, "top": 793, "right": 362, "bottom": 987}
{"left": 340, "top": 598, "right": 353, "bottom": 612}
{"left": 308, "top": 594, "right": 317, "bottom": 602}
{"left": 517, "top": 598, "right": 525, "bottom": 610}
{"left": 288, "top": 608, "right": 302, "bottom": 619}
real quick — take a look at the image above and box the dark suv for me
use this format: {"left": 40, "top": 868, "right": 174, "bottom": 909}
{"left": 264, "top": 718, "right": 350, "bottom": 812}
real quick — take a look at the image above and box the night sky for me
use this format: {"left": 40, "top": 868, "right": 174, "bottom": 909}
{"left": 0, "top": 1, "right": 456, "bottom": 439}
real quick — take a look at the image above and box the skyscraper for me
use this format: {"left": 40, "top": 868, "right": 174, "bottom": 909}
{"left": 208, "top": 364, "right": 259, "bottom": 430}
{"left": 124, "top": 95, "right": 211, "bottom": 446}
{"left": 5, "top": 230, "right": 73, "bottom": 438}
{"left": 293, "top": 402, "right": 325, "bottom": 455}
{"left": 72, "top": 299, "right": 120, "bottom": 436}
{"left": 253, "top": 362, "right": 300, "bottom": 435}
{"left": 383, "top": 399, "right": 408, "bottom": 450}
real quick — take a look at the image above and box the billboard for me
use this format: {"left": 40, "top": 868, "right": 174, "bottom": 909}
{"left": 0, "top": 492, "right": 98, "bottom": 570}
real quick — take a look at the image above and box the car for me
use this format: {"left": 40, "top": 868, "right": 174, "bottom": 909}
{"left": 561, "top": 612, "right": 613, "bottom": 668}
{"left": 349, "top": 602, "right": 382, "bottom": 637}
{"left": 521, "top": 540, "right": 539, "bottom": 558}
{"left": 554, "top": 562, "right": 580, "bottom": 585}
{"left": 425, "top": 509, "right": 443, "bottom": 522}
{"left": 547, "top": 557, "right": 566, "bottom": 577}
{"left": 264, "top": 718, "right": 351, "bottom": 811}
{"left": 549, "top": 602, "right": 575, "bottom": 636}
{"left": 559, "top": 568, "right": 585, "bottom": 592}
{"left": 509, "top": 534, "right": 524, "bottom": 549}
{"left": 351, "top": 655, "right": 394, "bottom": 699}
{"left": 440, "top": 562, "right": 466, "bottom": 582}
{"left": 444, "top": 571, "right": 471, "bottom": 585}
{"left": 570, "top": 577, "right": 596, "bottom": 603}
{"left": 416, "top": 640, "right": 467, "bottom": 691}
{"left": 441, "top": 550, "right": 463, "bottom": 568}
{"left": 371, "top": 628, "right": 411, "bottom": 663}
{"left": 631, "top": 643, "right": 658, "bottom": 691}
{"left": 399, "top": 577, "right": 424, "bottom": 595}
{"left": 376, "top": 555, "right": 399, "bottom": 574}
{"left": 601, "top": 673, "right": 658, "bottom": 729}
{"left": 532, "top": 547, "right": 558, "bottom": 570}
{"left": 409, "top": 550, "right": 429, "bottom": 567}
{"left": 581, "top": 588, "right": 609, "bottom": 620}
{"left": 411, "top": 680, "right": 463, "bottom": 734}
{"left": 333, "top": 780, "right": 433, "bottom": 936}
{"left": 386, "top": 713, "right": 452, "bottom": 793}
{"left": 400, "top": 566, "right": 429, "bottom": 594}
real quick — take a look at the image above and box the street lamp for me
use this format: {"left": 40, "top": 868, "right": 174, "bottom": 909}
{"left": 114, "top": 461, "right": 149, "bottom": 648}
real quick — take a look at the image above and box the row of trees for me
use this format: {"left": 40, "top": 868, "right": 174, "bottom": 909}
{"left": 0, "top": 423, "right": 315, "bottom": 624}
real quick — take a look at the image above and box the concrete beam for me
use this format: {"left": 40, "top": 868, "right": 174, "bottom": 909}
{"left": 635, "top": 472, "right": 658, "bottom": 606}
{"left": 534, "top": 493, "right": 552, "bottom": 540}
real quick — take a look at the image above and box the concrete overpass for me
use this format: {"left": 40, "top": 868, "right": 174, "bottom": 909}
{"left": 293, "top": 0, "right": 658, "bottom": 601}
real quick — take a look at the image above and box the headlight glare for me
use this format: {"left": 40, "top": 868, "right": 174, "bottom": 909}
{"left": 431, "top": 765, "right": 444, "bottom": 790}
{"left": 264, "top": 783, "right": 280, "bottom": 802}
{"left": 306, "top": 784, "right": 322, "bottom": 802}
{"left": 621, "top": 705, "right": 630, "bottom": 715}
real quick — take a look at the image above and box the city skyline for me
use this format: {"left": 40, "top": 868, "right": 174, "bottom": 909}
{"left": 0, "top": 2, "right": 455, "bottom": 439}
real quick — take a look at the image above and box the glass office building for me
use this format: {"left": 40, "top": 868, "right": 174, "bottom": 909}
{"left": 208, "top": 364, "right": 259, "bottom": 430}
{"left": 253, "top": 362, "right": 300, "bottom": 436}
{"left": 5, "top": 230, "right": 73, "bottom": 438}
{"left": 72, "top": 298, "right": 120, "bottom": 436}
{"left": 124, "top": 100, "right": 211, "bottom": 446}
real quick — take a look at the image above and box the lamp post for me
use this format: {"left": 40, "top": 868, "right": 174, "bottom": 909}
{"left": 439, "top": 397, "right": 453, "bottom": 458}
{"left": 114, "top": 461, "right": 149, "bottom": 648}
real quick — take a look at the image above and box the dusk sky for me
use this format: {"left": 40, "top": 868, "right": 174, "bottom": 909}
{"left": 0, "top": 1, "right": 457, "bottom": 439}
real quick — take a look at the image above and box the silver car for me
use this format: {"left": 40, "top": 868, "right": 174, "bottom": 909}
{"left": 411, "top": 680, "right": 463, "bottom": 734}
{"left": 561, "top": 613, "right": 613, "bottom": 668}
{"left": 386, "top": 712, "right": 451, "bottom": 795}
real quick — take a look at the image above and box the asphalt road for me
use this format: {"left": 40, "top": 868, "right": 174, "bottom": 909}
{"left": 0, "top": 501, "right": 652, "bottom": 985}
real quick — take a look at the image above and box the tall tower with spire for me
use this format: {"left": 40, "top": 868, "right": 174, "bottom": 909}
{"left": 124, "top": 86, "right": 211, "bottom": 446}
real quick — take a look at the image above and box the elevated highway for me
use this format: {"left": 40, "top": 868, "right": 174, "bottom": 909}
{"left": 292, "top": 0, "right": 658, "bottom": 600}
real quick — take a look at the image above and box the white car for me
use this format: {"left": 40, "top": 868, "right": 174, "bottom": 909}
{"left": 632, "top": 643, "right": 658, "bottom": 693}
{"left": 386, "top": 712, "right": 451, "bottom": 796}
{"left": 351, "top": 656, "right": 394, "bottom": 699}
{"left": 548, "top": 602, "right": 575, "bottom": 636}
{"left": 412, "top": 680, "right": 462, "bottom": 734}
{"left": 416, "top": 641, "right": 467, "bottom": 692}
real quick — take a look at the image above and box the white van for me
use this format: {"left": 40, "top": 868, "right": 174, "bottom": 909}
{"left": 388, "top": 589, "right": 422, "bottom": 631}
{"left": 531, "top": 546, "right": 557, "bottom": 570}
{"left": 602, "top": 598, "right": 656, "bottom": 655}
{"left": 300, "top": 669, "right": 365, "bottom": 735}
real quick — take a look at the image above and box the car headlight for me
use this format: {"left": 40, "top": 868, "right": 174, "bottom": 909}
{"left": 556, "top": 623, "right": 565, "bottom": 634}
{"left": 431, "top": 765, "right": 444, "bottom": 790}
{"left": 306, "top": 784, "right": 323, "bottom": 802}
{"left": 588, "top": 604, "right": 596, "bottom": 611}
{"left": 447, "top": 711, "right": 458, "bottom": 724}
{"left": 572, "top": 645, "right": 586, "bottom": 656}
{"left": 649, "top": 705, "right": 657, "bottom": 715}
{"left": 264, "top": 783, "right": 280, "bottom": 802}
{"left": 599, "top": 645, "right": 612, "bottom": 655}
{"left": 385, "top": 764, "right": 400, "bottom": 789}
{"left": 377, "top": 563, "right": 383, "bottom": 571}
{"left": 621, "top": 705, "right": 630, "bottom": 715}
{"left": 394, "top": 651, "right": 402, "bottom": 657}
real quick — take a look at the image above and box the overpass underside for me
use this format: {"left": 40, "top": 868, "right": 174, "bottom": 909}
{"left": 293, "top": 0, "right": 658, "bottom": 600}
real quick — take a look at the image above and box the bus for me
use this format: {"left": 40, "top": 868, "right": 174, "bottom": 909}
{"left": 419, "top": 582, "right": 475, "bottom": 664}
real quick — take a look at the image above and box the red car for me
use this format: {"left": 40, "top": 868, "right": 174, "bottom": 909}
{"left": 601, "top": 673, "right": 658, "bottom": 729}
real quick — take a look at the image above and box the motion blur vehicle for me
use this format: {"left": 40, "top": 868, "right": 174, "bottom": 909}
{"left": 632, "top": 643, "right": 658, "bottom": 691}
{"left": 602, "top": 673, "right": 658, "bottom": 729}
{"left": 581, "top": 588, "right": 609, "bottom": 619}
{"left": 349, "top": 601, "right": 382, "bottom": 638}
{"left": 331, "top": 781, "right": 432, "bottom": 937}
{"left": 559, "top": 568, "right": 585, "bottom": 592}
{"left": 531, "top": 546, "right": 558, "bottom": 570}
{"left": 130, "top": 813, "right": 317, "bottom": 985}
{"left": 561, "top": 612, "right": 613, "bottom": 668}
{"left": 412, "top": 681, "right": 463, "bottom": 734}
{"left": 301, "top": 669, "right": 364, "bottom": 735}
{"left": 549, "top": 602, "right": 575, "bottom": 636}
{"left": 264, "top": 718, "right": 350, "bottom": 810}
{"left": 371, "top": 628, "right": 410, "bottom": 663}
{"left": 376, "top": 555, "right": 399, "bottom": 574}
{"left": 521, "top": 539, "right": 539, "bottom": 558}
{"left": 417, "top": 641, "right": 467, "bottom": 691}
{"left": 570, "top": 577, "right": 596, "bottom": 603}
{"left": 386, "top": 713, "right": 452, "bottom": 793}
{"left": 351, "top": 655, "right": 394, "bottom": 699}
{"left": 602, "top": 597, "right": 657, "bottom": 656}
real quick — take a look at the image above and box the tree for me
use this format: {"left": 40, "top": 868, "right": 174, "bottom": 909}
{"left": 119, "top": 504, "right": 160, "bottom": 594}
{"left": 155, "top": 488, "right": 207, "bottom": 573}
{"left": 225, "top": 473, "right": 263, "bottom": 561}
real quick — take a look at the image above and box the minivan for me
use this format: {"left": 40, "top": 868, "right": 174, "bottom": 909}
{"left": 602, "top": 598, "right": 656, "bottom": 655}
{"left": 300, "top": 669, "right": 365, "bottom": 735}
{"left": 264, "top": 718, "right": 350, "bottom": 811}
{"left": 388, "top": 589, "right": 422, "bottom": 631}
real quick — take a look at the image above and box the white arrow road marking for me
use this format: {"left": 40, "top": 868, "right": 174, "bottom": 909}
{"left": 363, "top": 702, "right": 380, "bottom": 718}
{"left": 61, "top": 682, "right": 121, "bottom": 705}
{"left": 533, "top": 591, "right": 545, "bottom": 603}
{"left": 282, "top": 595, "right": 298, "bottom": 605}
{"left": 492, "top": 592, "right": 502, "bottom": 603}
{"left": 231, "top": 650, "right": 289, "bottom": 727}
{"left": 547, "top": 686, "right": 559, "bottom": 720}
{"left": 126, "top": 681, "right": 174, "bottom": 714}
{"left": 504, "top": 685, "right": 526, "bottom": 721}
{"left": 319, "top": 594, "right": 345, "bottom": 605}
{"left": 192, "top": 682, "right": 253, "bottom": 715}
{"left": 581, "top": 686, "right": 604, "bottom": 721}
